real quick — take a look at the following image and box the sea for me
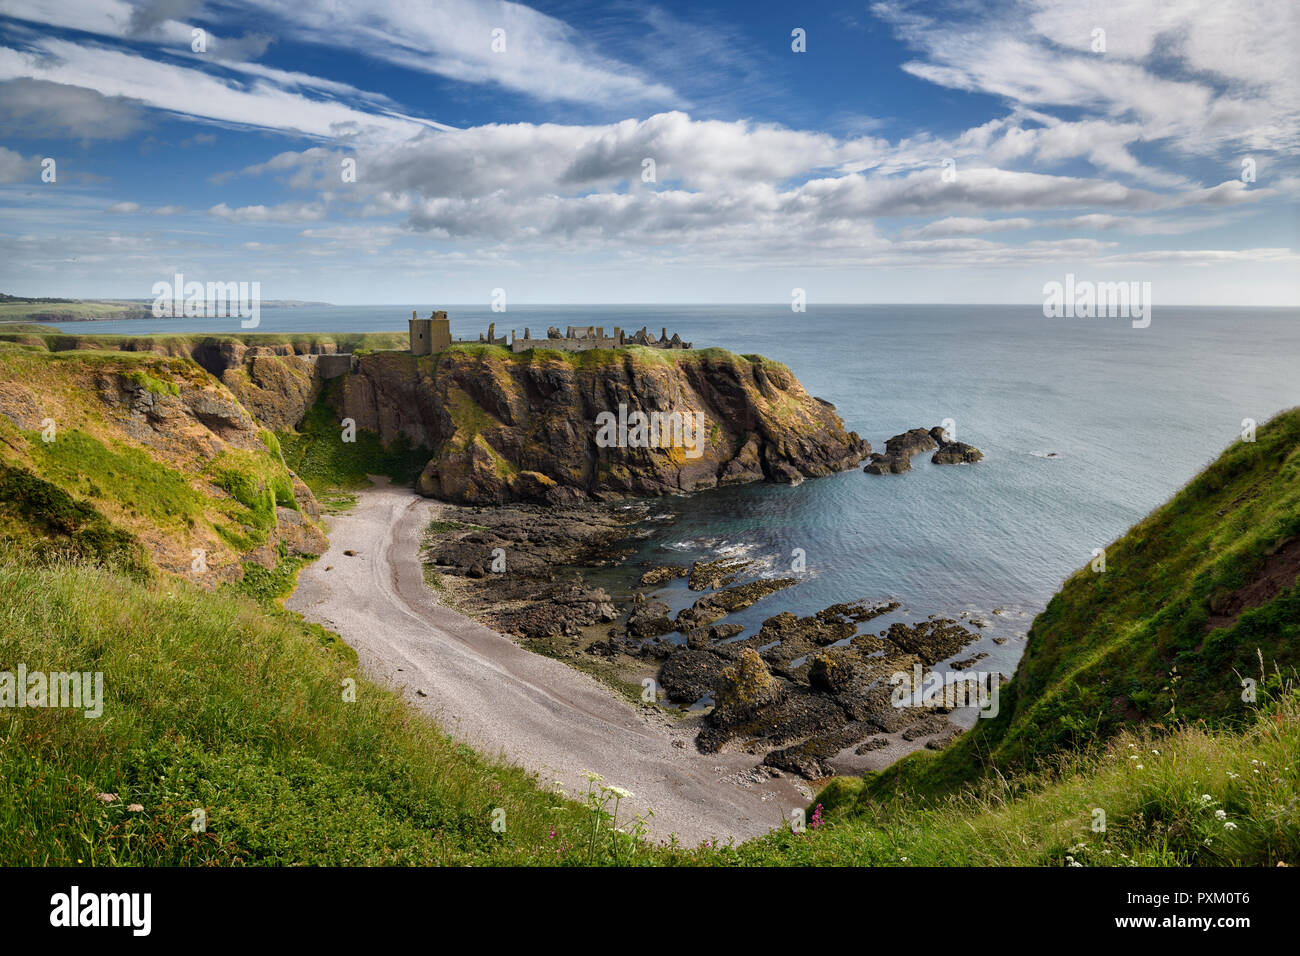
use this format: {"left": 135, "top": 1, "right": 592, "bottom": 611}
{"left": 45, "top": 304, "right": 1300, "bottom": 679}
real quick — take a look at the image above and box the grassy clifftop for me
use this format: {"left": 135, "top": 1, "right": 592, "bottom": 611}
{"left": 855, "top": 407, "right": 1300, "bottom": 801}
{"left": 0, "top": 340, "right": 325, "bottom": 585}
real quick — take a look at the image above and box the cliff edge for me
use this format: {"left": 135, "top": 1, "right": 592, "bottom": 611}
{"left": 332, "top": 344, "right": 869, "bottom": 505}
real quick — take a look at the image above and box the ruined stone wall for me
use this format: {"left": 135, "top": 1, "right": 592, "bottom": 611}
{"left": 510, "top": 336, "right": 621, "bottom": 353}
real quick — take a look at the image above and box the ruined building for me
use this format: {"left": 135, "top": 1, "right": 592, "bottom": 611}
{"left": 407, "top": 310, "right": 693, "bottom": 355}
{"left": 405, "top": 312, "right": 691, "bottom": 356}
{"left": 408, "top": 310, "right": 451, "bottom": 356}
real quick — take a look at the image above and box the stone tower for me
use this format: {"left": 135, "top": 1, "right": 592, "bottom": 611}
{"left": 409, "top": 311, "right": 431, "bottom": 355}
{"left": 409, "top": 309, "right": 451, "bottom": 355}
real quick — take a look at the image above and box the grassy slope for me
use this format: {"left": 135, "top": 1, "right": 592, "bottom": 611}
{"left": 855, "top": 407, "right": 1300, "bottom": 801}
{"left": 0, "top": 551, "right": 649, "bottom": 865}
{"left": 665, "top": 693, "right": 1299, "bottom": 866}
{"left": 0, "top": 342, "right": 305, "bottom": 578}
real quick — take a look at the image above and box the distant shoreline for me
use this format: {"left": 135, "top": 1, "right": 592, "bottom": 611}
{"left": 0, "top": 298, "right": 332, "bottom": 323}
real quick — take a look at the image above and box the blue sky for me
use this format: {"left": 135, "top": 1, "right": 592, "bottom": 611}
{"left": 0, "top": 0, "right": 1297, "bottom": 304}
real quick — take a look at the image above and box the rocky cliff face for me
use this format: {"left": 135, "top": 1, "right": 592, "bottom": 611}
{"left": 333, "top": 346, "right": 870, "bottom": 505}
{"left": 0, "top": 346, "right": 325, "bottom": 583}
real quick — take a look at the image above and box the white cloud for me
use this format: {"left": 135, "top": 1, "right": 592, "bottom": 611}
{"left": 0, "top": 0, "right": 675, "bottom": 108}
{"left": 876, "top": 0, "right": 1300, "bottom": 153}
{"left": 0, "top": 145, "right": 41, "bottom": 183}
{"left": 209, "top": 201, "right": 327, "bottom": 223}
{"left": 0, "top": 37, "right": 450, "bottom": 144}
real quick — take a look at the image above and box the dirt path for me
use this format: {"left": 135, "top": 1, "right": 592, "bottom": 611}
{"left": 286, "top": 481, "right": 811, "bottom": 846}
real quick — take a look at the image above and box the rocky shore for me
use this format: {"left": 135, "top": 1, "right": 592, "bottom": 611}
{"left": 421, "top": 500, "right": 996, "bottom": 781}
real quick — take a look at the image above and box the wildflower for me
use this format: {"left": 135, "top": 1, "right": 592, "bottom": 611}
{"left": 127, "top": 803, "right": 143, "bottom": 812}
{"left": 1136, "top": 764, "right": 1144, "bottom": 770}
{"left": 1200, "top": 794, "right": 1214, "bottom": 804}
{"left": 580, "top": 769, "right": 603, "bottom": 782}
{"left": 1224, "top": 821, "right": 1238, "bottom": 831}
{"left": 1227, "top": 772, "right": 1240, "bottom": 780}
{"left": 1215, "top": 809, "right": 1227, "bottom": 820}
{"left": 810, "top": 803, "right": 824, "bottom": 830}
{"left": 1151, "top": 749, "right": 1160, "bottom": 755}
{"left": 606, "top": 785, "right": 634, "bottom": 800}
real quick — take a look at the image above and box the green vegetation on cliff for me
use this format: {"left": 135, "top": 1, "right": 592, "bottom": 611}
{"left": 858, "top": 408, "right": 1300, "bottom": 803}
{"left": 666, "top": 692, "right": 1299, "bottom": 866}
{"left": 0, "top": 342, "right": 323, "bottom": 579}
{"left": 0, "top": 551, "right": 635, "bottom": 865}
{"left": 277, "top": 378, "right": 430, "bottom": 509}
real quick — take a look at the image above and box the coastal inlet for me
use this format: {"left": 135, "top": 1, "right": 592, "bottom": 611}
{"left": 420, "top": 498, "right": 1021, "bottom": 782}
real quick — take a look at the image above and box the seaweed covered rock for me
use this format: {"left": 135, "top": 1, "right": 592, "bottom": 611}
{"left": 711, "top": 648, "right": 786, "bottom": 727}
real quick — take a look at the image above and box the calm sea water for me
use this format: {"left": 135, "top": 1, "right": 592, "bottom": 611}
{"left": 47, "top": 304, "right": 1300, "bottom": 673}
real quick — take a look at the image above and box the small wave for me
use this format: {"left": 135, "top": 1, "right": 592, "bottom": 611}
{"left": 1030, "top": 450, "right": 1061, "bottom": 459}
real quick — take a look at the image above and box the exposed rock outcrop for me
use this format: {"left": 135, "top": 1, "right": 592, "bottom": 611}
{"left": 932, "top": 441, "right": 983, "bottom": 464}
{"left": 333, "top": 349, "right": 869, "bottom": 505}
{"left": 865, "top": 424, "right": 983, "bottom": 474}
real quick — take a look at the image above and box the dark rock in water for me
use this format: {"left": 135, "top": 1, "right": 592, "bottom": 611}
{"left": 491, "top": 583, "right": 617, "bottom": 639}
{"left": 762, "top": 720, "right": 878, "bottom": 778}
{"left": 627, "top": 598, "right": 675, "bottom": 638}
{"left": 884, "top": 427, "right": 939, "bottom": 459}
{"left": 926, "top": 728, "right": 964, "bottom": 750}
{"left": 688, "top": 556, "right": 751, "bottom": 591}
{"left": 808, "top": 650, "right": 856, "bottom": 693}
{"left": 659, "top": 648, "right": 728, "bottom": 703}
{"left": 864, "top": 425, "right": 981, "bottom": 473}
{"left": 901, "top": 712, "right": 953, "bottom": 741}
{"left": 864, "top": 453, "right": 911, "bottom": 475}
{"left": 675, "top": 577, "right": 796, "bottom": 630}
{"left": 639, "top": 564, "right": 688, "bottom": 587}
{"left": 683, "top": 622, "right": 745, "bottom": 650}
{"left": 710, "top": 648, "right": 785, "bottom": 727}
{"left": 763, "top": 745, "right": 834, "bottom": 779}
{"left": 699, "top": 686, "right": 846, "bottom": 753}
{"left": 862, "top": 427, "right": 938, "bottom": 476}
{"left": 932, "top": 441, "right": 983, "bottom": 464}
{"left": 883, "top": 618, "right": 976, "bottom": 664}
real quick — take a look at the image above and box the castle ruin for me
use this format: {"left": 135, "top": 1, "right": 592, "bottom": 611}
{"left": 407, "top": 310, "right": 692, "bottom": 354}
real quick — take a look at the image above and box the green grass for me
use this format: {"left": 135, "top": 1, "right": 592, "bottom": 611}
{"left": 26, "top": 429, "right": 206, "bottom": 532}
{"left": 660, "top": 690, "right": 1299, "bottom": 866}
{"left": 123, "top": 369, "right": 179, "bottom": 397}
{"left": 0, "top": 301, "right": 140, "bottom": 321}
{"left": 0, "top": 463, "right": 148, "bottom": 578}
{"left": 277, "top": 378, "right": 430, "bottom": 506}
{"left": 0, "top": 550, "right": 655, "bottom": 866}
